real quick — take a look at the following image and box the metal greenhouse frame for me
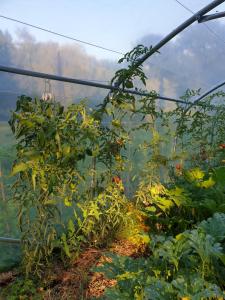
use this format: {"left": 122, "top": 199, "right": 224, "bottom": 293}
{"left": 1, "top": 0, "right": 225, "bottom": 244}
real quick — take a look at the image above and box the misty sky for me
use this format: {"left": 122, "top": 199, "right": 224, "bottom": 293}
{"left": 1, "top": 0, "right": 225, "bottom": 60}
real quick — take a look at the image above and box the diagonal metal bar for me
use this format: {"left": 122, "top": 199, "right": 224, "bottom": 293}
{"left": 194, "top": 80, "right": 225, "bottom": 104}
{"left": 0, "top": 65, "right": 188, "bottom": 104}
{"left": 99, "top": 0, "right": 225, "bottom": 111}
{"left": 184, "top": 80, "right": 225, "bottom": 114}
{"left": 131, "top": 0, "right": 225, "bottom": 69}
{"left": 190, "top": 80, "right": 225, "bottom": 108}
{"left": 198, "top": 11, "right": 225, "bottom": 23}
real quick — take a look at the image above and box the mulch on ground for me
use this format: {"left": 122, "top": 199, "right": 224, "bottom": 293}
{"left": 45, "top": 239, "right": 141, "bottom": 299}
{"left": 0, "top": 271, "right": 17, "bottom": 288}
{"left": 0, "top": 239, "right": 144, "bottom": 299}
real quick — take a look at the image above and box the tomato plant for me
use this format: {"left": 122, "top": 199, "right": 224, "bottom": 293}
{"left": 5, "top": 44, "right": 225, "bottom": 299}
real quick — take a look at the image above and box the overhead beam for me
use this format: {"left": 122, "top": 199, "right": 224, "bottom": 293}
{"left": 189, "top": 80, "right": 225, "bottom": 109}
{"left": 132, "top": 0, "right": 225, "bottom": 68}
{"left": 102, "top": 0, "right": 225, "bottom": 110}
{"left": 195, "top": 80, "right": 225, "bottom": 103}
{"left": 0, "top": 65, "right": 187, "bottom": 105}
{"left": 1, "top": 65, "right": 224, "bottom": 109}
{"left": 183, "top": 80, "right": 225, "bottom": 114}
{"left": 198, "top": 11, "right": 225, "bottom": 23}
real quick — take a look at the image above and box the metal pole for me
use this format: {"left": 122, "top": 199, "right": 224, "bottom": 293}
{"left": 0, "top": 65, "right": 187, "bottom": 104}
{"left": 185, "top": 80, "right": 225, "bottom": 113}
{"left": 100, "top": 0, "right": 225, "bottom": 110}
{"left": 195, "top": 80, "right": 225, "bottom": 103}
{"left": 131, "top": 0, "right": 225, "bottom": 68}
{"left": 198, "top": 11, "right": 225, "bottom": 23}
{"left": 0, "top": 237, "right": 20, "bottom": 244}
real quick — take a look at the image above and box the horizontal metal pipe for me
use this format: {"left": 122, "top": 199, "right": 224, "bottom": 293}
{"left": 0, "top": 65, "right": 187, "bottom": 104}
{"left": 0, "top": 237, "right": 20, "bottom": 244}
{"left": 198, "top": 11, "right": 225, "bottom": 23}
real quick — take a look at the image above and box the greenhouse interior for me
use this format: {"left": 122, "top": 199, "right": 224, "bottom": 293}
{"left": 0, "top": 0, "right": 225, "bottom": 299}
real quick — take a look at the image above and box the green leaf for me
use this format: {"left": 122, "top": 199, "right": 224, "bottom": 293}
{"left": 213, "top": 167, "right": 225, "bottom": 187}
{"left": 199, "top": 213, "right": 225, "bottom": 243}
{"left": 68, "top": 219, "right": 75, "bottom": 234}
{"left": 125, "top": 80, "right": 133, "bottom": 89}
{"left": 61, "top": 233, "right": 71, "bottom": 257}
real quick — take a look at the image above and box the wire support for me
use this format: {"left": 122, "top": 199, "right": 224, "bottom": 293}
{"left": 0, "top": 14, "right": 125, "bottom": 56}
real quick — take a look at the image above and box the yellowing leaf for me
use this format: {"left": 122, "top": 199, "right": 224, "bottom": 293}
{"left": 112, "top": 119, "right": 121, "bottom": 127}
{"left": 141, "top": 234, "right": 150, "bottom": 244}
{"left": 197, "top": 177, "right": 215, "bottom": 189}
{"left": 62, "top": 144, "right": 71, "bottom": 156}
{"left": 185, "top": 168, "right": 205, "bottom": 182}
{"left": 150, "top": 184, "right": 165, "bottom": 196}
{"left": 157, "top": 199, "right": 174, "bottom": 212}
{"left": 55, "top": 131, "right": 61, "bottom": 151}
{"left": 32, "top": 170, "right": 37, "bottom": 190}
{"left": 176, "top": 233, "right": 184, "bottom": 241}
{"left": 44, "top": 199, "right": 57, "bottom": 205}
{"left": 11, "top": 162, "right": 28, "bottom": 176}
{"left": 117, "top": 271, "right": 138, "bottom": 280}
{"left": 64, "top": 196, "right": 72, "bottom": 207}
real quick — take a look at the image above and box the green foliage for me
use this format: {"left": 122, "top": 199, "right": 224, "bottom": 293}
{"left": 1, "top": 277, "right": 41, "bottom": 300}
{"left": 93, "top": 59, "right": 225, "bottom": 299}
{"left": 199, "top": 213, "right": 225, "bottom": 244}
{"left": 213, "top": 166, "right": 225, "bottom": 188}
{"left": 170, "top": 91, "right": 225, "bottom": 169}
{"left": 112, "top": 44, "right": 150, "bottom": 89}
{"left": 135, "top": 166, "right": 225, "bottom": 234}
{"left": 62, "top": 183, "right": 128, "bottom": 256}
{"left": 3, "top": 43, "right": 225, "bottom": 299}
{"left": 74, "top": 183, "right": 127, "bottom": 246}
{"left": 9, "top": 96, "right": 102, "bottom": 276}
{"left": 96, "top": 217, "right": 225, "bottom": 299}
